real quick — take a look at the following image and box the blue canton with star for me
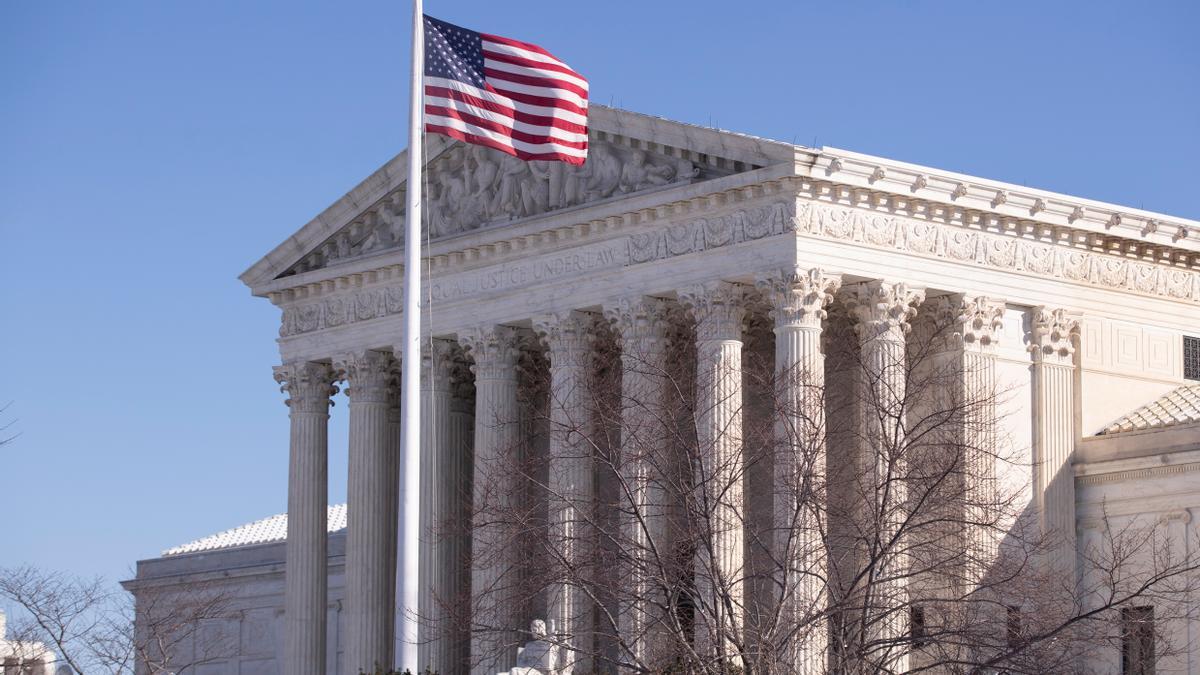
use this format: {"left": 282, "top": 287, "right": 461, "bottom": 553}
{"left": 424, "top": 15, "right": 486, "bottom": 88}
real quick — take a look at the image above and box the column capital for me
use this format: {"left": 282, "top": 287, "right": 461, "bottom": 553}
{"left": 844, "top": 280, "right": 925, "bottom": 341}
{"left": 333, "top": 350, "right": 396, "bottom": 403}
{"left": 755, "top": 267, "right": 842, "bottom": 330}
{"left": 678, "top": 280, "right": 748, "bottom": 342}
{"left": 274, "top": 361, "right": 339, "bottom": 413}
{"left": 460, "top": 325, "right": 522, "bottom": 381}
{"left": 1028, "top": 306, "right": 1080, "bottom": 365}
{"left": 419, "top": 338, "right": 458, "bottom": 393}
{"left": 927, "top": 294, "right": 1006, "bottom": 353}
{"left": 604, "top": 296, "right": 671, "bottom": 344}
{"left": 533, "top": 310, "right": 597, "bottom": 366}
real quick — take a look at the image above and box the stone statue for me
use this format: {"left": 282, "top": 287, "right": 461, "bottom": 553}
{"left": 509, "top": 618, "right": 558, "bottom": 675}
{"left": 582, "top": 142, "right": 621, "bottom": 201}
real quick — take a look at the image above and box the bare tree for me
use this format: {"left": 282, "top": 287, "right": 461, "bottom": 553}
{"left": 0, "top": 401, "right": 18, "bottom": 448}
{"left": 449, "top": 294, "right": 1199, "bottom": 675}
{"left": 0, "top": 566, "right": 232, "bottom": 675}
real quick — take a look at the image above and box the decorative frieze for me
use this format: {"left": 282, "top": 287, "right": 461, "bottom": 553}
{"left": 626, "top": 201, "right": 793, "bottom": 264}
{"left": 625, "top": 198, "right": 1200, "bottom": 304}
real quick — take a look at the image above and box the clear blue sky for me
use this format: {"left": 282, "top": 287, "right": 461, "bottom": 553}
{"left": 1, "top": 1, "right": 1196, "bottom": 585}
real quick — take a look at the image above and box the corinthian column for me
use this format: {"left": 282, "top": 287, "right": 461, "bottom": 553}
{"left": 756, "top": 268, "right": 841, "bottom": 673}
{"left": 274, "top": 361, "right": 338, "bottom": 675}
{"left": 845, "top": 280, "right": 924, "bottom": 672}
{"left": 534, "top": 311, "right": 597, "bottom": 675}
{"left": 604, "top": 297, "right": 673, "bottom": 670}
{"left": 679, "top": 281, "right": 748, "bottom": 663}
{"left": 1029, "top": 307, "right": 1079, "bottom": 570}
{"left": 337, "top": 349, "right": 399, "bottom": 674}
{"left": 460, "top": 325, "right": 523, "bottom": 675}
{"left": 418, "top": 339, "right": 456, "bottom": 672}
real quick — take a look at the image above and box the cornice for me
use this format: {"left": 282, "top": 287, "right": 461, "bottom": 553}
{"left": 814, "top": 148, "right": 1199, "bottom": 257}
{"left": 266, "top": 165, "right": 1200, "bottom": 303}
{"left": 264, "top": 165, "right": 794, "bottom": 304}
{"left": 1076, "top": 461, "right": 1200, "bottom": 487}
{"left": 262, "top": 158, "right": 1200, "bottom": 343}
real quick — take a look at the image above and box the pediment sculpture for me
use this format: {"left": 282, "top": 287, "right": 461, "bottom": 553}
{"left": 285, "top": 138, "right": 726, "bottom": 276}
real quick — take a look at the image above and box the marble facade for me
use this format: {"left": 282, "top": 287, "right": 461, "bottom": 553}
{"left": 126, "top": 106, "right": 1200, "bottom": 675}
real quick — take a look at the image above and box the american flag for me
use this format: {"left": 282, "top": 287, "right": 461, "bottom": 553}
{"left": 423, "top": 15, "right": 588, "bottom": 165}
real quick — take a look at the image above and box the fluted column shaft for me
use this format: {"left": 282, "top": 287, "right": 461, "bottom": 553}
{"left": 757, "top": 269, "right": 841, "bottom": 673}
{"left": 449, "top": 392, "right": 475, "bottom": 673}
{"left": 535, "top": 312, "right": 597, "bottom": 675}
{"left": 847, "top": 280, "right": 924, "bottom": 672}
{"left": 418, "top": 340, "right": 456, "bottom": 672}
{"left": 461, "top": 326, "right": 524, "bottom": 675}
{"left": 275, "top": 362, "right": 338, "bottom": 675}
{"left": 605, "top": 297, "right": 673, "bottom": 670}
{"left": 681, "top": 282, "right": 748, "bottom": 664}
{"left": 1029, "top": 307, "right": 1080, "bottom": 572}
{"left": 339, "top": 350, "right": 399, "bottom": 674}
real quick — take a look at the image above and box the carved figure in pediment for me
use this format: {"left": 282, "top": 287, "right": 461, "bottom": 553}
{"left": 467, "top": 145, "right": 500, "bottom": 197}
{"left": 387, "top": 202, "right": 405, "bottom": 243}
{"left": 495, "top": 154, "right": 531, "bottom": 219}
{"left": 582, "top": 142, "right": 621, "bottom": 201}
{"left": 432, "top": 169, "right": 468, "bottom": 236}
{"left": 524, "top": 161, "right": 553, "bottom": 214}
{"left": 675, "top": 156, "right": 700, "bottom": 181}
{"left": 619, "top": 149, "right": 673, "bottom": 193}
{"left": 531, "top": 160, "right": 570, "bottom": 210}
{"left": 562, "top": 159, "right": 585, "bottom": 207}
{"left": 360, "top": 211, "right": 397, "bottom": 253}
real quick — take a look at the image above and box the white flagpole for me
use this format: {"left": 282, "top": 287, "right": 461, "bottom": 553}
{"left": 397, "top": 0, "right": 423, "bottom": 671}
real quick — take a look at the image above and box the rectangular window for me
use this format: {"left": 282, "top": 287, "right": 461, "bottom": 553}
{"left": 1185, "top": 336, "right": 1200, "bottom": 381}
{"left": 1006, "top": 606, "right": 1023, "bottom": 647}
{"left": 911, "top": 606, "right": 928, "bottom": 647}
{"left": 1122, "top": 606, "right": 1155, "bottom": 675}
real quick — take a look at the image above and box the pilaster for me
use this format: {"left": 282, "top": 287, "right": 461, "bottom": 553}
{"left": 1029, "top": 306, "right": 1080, "bottom": 570}
{"left": 928, "top": 294, "right": 1006, "bottom": 588}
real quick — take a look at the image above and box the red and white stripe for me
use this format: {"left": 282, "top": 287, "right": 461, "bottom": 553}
{"left": 424, "top": 33, "right": 588, "bottom": 164}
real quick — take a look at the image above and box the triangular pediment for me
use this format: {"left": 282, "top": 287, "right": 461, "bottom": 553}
{"left": 240, "top": 106, "right": 797, "bottom": 291}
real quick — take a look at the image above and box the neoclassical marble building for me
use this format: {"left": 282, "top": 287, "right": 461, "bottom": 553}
{"left": 126, "top": 106, "right": 1200, "bottom": 675}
